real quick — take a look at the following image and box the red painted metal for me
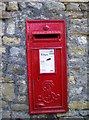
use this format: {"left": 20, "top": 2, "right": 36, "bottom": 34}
{"left": 26, "top": 20, "right": 68, "bottom": 114}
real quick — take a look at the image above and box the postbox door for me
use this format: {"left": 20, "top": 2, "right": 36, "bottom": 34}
{"left": 31, "top": 47, "right": 65, "bottom": 112}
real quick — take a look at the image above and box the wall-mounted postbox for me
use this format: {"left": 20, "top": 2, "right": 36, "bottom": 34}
{"left": 26, "top": 20, "right": 68, "bottom": 114}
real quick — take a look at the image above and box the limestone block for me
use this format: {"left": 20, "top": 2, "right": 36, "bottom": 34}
{"left": 69, "top": 76, "right": 75, "bottom": 85}
{"left": 19, "top": 2, "right": 26, "bottom": 10}
{"left": 17, "top": 95, "right": 26, "bottom": 103}
{"left": 0, "top": 11, "right": 12, "bottom": 19}
{"left": 45, "top": 1, "right": 65, "bottom": 10}
{"left": 7, "top": 20, "right": 15, "bottom": 35}
{"left": 2, "top": 36, "right": 21, "bottom": 46}
{"left": 0, "top": 2, "right": 6, "bottom": 11}
{"left": 7, "top": 2, "right": 18, "bottom": 11}
{"left": 80, "top": 3, "right": 88, "bottom": 11}
{"left": 0, "top": 20, "right": 5, "bottom": 36}
{"left": 2, "top": 100, "right": 8, "bottom": 109}
{"left": 2, "top": 110, "right": 11, "bottom": 118}
{"left": 12, "top": 111, "right": 30, "bottom": 119}
{"left": 69, "top": 46, "right": 86, "bottom": 56}
{"left": 27, "top": 2, "right": 42, "bottom": 9}
{"left": 0, "top": 47, "right": 5, "bottom": 55}
{"left": 66, "top": 11, "right": 83, "bottom": 18}
{"left": 69, "top": 101, "right": 89, "bottom": 109}
{"left": 66, "top": 3, "right": 81, "bottom": 11}
{"left": 2, "top": 83, "right": 15, "bottom": 101}
{"left": 11, "top": 104, "right": 28, "bottom": 111}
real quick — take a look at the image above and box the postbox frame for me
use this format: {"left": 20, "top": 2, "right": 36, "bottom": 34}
{"left": 26, "top": 20, "right": 68, "bottom": 114}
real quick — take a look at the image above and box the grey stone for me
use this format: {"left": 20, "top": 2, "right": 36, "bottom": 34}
{"left": 27, "top": 2, "right": 42, "bottom": 9}
{"left": 80, "top": 3, "right": 88, "bottom": 11}
{"left": 2, "top": 36, "right": 21, "bottom": 46}
{"left": 2, "top": 74, "right": 14, "bottom": 83}
{"left": 2, "top": 100, "right": 8, "bottom": 109}
{"left": 10, "top": 47, "right": 20, "bottom": 56}
{"left": 79, "top": 110, "right": 89, "bottom": 116}
{"left": 19, "top": 83, "right": 27, "bottom": 94}
{"left": 7, "top": 64, "right": 25, "bottom": 75}
{"left": 45, "top": 1, "right": 65, "bottom": 10}
{"left": 19, "top": 2, "right": 27, "bottom": 10}
{"left": 11, "top": 104, "right": 28, "bottom": 111}
{"left": 66, "top": 11, "right": 83, "bottom": 18}
{"left": 17, "top": 95, "right": 26, "bottom": 103}
{"left": 2, "top": 83, "right": 15, "bottom": 101}
{"left": 2, "top": 110, "right": 11, "bottom": 118}
{"left": 0, "top": 20, "right": 5, "bottom": 36}
{"left": 66, "top": 3, "right": 81, "bottom": 11}
{"left": 0, "top": 2, "right": 6, "bottom": 11}
{"left": 7, "top": 20, "right": 15, "bottom": 35}
{"left": 0, "top": 11, "right": 12, "bottom": 19}
{"left": 7, "top": 1, "right": 18, "bottom": 11}
{"left": 12, "top": 111, "right": 30, "bottom": 118}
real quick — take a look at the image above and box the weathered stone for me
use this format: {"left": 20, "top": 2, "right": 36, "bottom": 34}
{"left": 69, "top": 101, "right": 89, "bottom": 109}
{"left": 12, "top": 111, "right": 30, "bottom": 118}
{"left": 71, "top": 19, "right": 87, "bottom": 27}
{"left": 80, "top": 3, "right": 88, "bottom": 11}
{"left": 0, "top": 2, "right": 6, "bottom": 11}
{"left": 11, "top": 104, "right": 28, "bottom": 111}
{"left": 0, "top": 47, "right": 5, "bottom": 55}
{"left": 2, "top": 100, "right": 8, "bottom": 109}
{"left": 2, "top": 83, "right": 15, "bottom": 101}
{"left": 57, "top": 109, "right": 79, "bottom": 117}
{"left": 7, "top": 20, "right": 15, "bottom": 35}
{"left": 45, "top": 1, "right": 65, "bottom": 10}
{"left": 2, "top": 110, "right": 11, "bottom": 118}
{"left": 19, "top": 2, "right": 27, "bottom": 10}
{"left": 2, "top": 74, "right": 13, "bottom": 83}
{"left": 0, "top": 11, "right": 12, "bottom": 19}
{"left": 77, "top": 36, "right": 87, "bottom": 45}
{"left": 0, "top": 20, "right": 5, "bottom": 36}
{"left": 17, "top": 95, "right": 26, "bottom": 103}
{"left": 69, "top": 46, "right": 86, "bottom": 56}
{"left": 10, "top": 47, "right": 20, "bottom": 56}
{"left": 0, "top": 36, "right": 2, "bottom": 46}
{"left": 7, "top": 2, "right": 18, "bottom": 11}
{"left": 66, "top": 11, "right": 83, "bottom": 18}
{"left": 27, "top": 2, "right": 42, "bottom": 9}
{"left": 66, "top": 3, "right": 81, "bottom": 11}
{"left": 79, "top": 110, "right": 89, "bottom": 116}
{"left": 7, "top": 64, "right": 25, "bottom": 75}
{"left": 19, "top": 83, "right": 27, "bottom": 94}
{"left": 2, "top": 36, "right": 21, "bottom": 46}
{"left": 69, "top": 76, "right": 75, "bottom": 85}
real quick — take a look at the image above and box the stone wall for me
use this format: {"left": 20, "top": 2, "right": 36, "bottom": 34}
{"left": 1, "top": 1, "right": 89, "bottom": 119}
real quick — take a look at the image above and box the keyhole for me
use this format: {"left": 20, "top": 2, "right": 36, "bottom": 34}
{"left": 38, "top": 77, "right": 40, "bottom": 80}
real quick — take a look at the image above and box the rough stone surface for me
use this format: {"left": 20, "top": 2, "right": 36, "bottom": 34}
{"left": 45, "top": 1, "right": 65, "bottom": 10}
{"left": 2, "top": 36, "right": 21, "bottom": 46}
{"left": 7, "top": 2, "right": 18, "bottom": 11}
{"left": 11, "top": 104, "right": 28, "bottom": 111}
{"left": 69, "top": 102, "right": 89, "bottom": 109}
{"left": 66, "top": 3, "right": 81, "bottom": 11}
{"left": 27, "top": 2, "right": 43, "bottom": 9}
{"left": 0, "top": 2, "right": 6, "bottom": 11}
{"left": 0, "top": 11, "right": 12, "bottom": 19}
{"left": 19, "top": 2, "right": 27, "bottom": 10}
{"left": 2, "top": 83, "right": 15, "bottom": 101}
{"left": 2, "top": 110, "right": 11, "bottom": 118}
{"left": 7, "top": 20, "right": 15, "bottom": 35}
{"left": 80, "top": 3, "right": 88, "bottom": 11}
{"left": 0, "top": 20, "right": 5, "bottom": 36}
{"left": 2, "top": 100, "right": 8, "bottom": 109}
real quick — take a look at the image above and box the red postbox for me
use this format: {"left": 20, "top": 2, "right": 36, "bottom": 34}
{"left": 26, "top": 20, "right": 68, "bottom": 114}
